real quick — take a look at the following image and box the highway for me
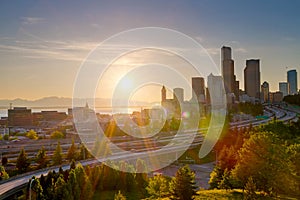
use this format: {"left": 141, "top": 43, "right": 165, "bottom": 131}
{"left": 0, "top": 135, "right": 203, "bottom": 199}
{"left": 0, "top": 105, "right": 298, "bottom": 199}
{"left": 230, "top": 106, "right": 297, "bottom": 129}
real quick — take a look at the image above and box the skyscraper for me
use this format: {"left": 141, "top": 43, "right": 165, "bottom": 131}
{"left": 161, "top": 85, "right": 166, "bottom": 102}
{"left": 173, "top": 88, "right": 184, "bottom": 103}
{"left": 279, "top": 82, "right": 289, "bottom": 97}
{"left": 287, "top": 69, "right": 298, "bottom": 95}
{"left": 207, "top": 73, "right": 226, "bottom": 107}
{"left": 234, "top": 75, "right": 239, "bottom": 101}
{"left": 261, "top": 81, "right": 269, "bottom": 103}
{"left": 221, "top": 46, "right": 235, "bottom": 94}
{"left": 244, "top": 59, "right": 261, "bottom": 99}
{"left": 192, "top": 77, "right": 205, "bottom": 102}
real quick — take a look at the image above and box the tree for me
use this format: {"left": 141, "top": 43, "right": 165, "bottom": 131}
{"left": 208, "top": 166, "right": 222, "bottom": 189}
{"left": 114, "top": 191, "right": 127, "bottom": 200}
{"left": 1, "top": 156, "right": 8, "bottom": 166}
{"left": 16, "top": 148, "right": 30, "bottom": 173}
{"left": 170, "top": 165, "right": 197, "bottom": 200}
{"left": 0, "top": 165, "right": 9, "bottom": 180}
{"left": 53, "top": 142, "right": 63, "bottom": 165}
{"left": 74, "top": 163, "right": 93, "bottom": 200}
{"left": 217, "top": 145, "right": 238, "bottom": 171}
{"left": 67, "top": 139, "right": 77, "bottom": 161}
{"left": 244, "top": 176, "right": 257, "bottom": 200}
{"left": 231, "top": 131, "right": 292, "bottom": 196}
{"left": 135, "top": 159, "right": 148, "bottom": 195}
{"left": 146, "top": 174, "right": 169, "bottom": 199}
{"left": 50, "top": 130, "right": 65, "bottom": 139}
{"left": 53, "top": 175, "right": 69, "bottom": 200}
{"left": 67, "top": 169, "right": 80, "bottom": 200}
{"left": 79, "top": 143, "right": 90, "bottom": 160}
{"left": 26, "top": 129, "right": 38, "bottom": 140}
{"left": 218, "top": 168, "right": 232, "bottom": 190}
{"left": 31, "top": 177, "right": 44, "bottom": 200}
{"left": 36, "top": 146, "right": 48, "bottom": 168}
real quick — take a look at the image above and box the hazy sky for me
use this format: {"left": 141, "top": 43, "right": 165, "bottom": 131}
{"left": 1, "top": 0, "right": 300, "bottom": 101}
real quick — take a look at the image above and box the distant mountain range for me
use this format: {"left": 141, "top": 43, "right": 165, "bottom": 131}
{"left": 0, "top": 97, "right": 154, "bottom": 109}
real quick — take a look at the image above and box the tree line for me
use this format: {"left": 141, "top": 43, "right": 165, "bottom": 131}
{"left": 1, "top": 139, "right": 91, "bottom": 178}
{"left": 283, "top": 93, "right": 300, "bottom": 106}
{"left": 22, "top": 161, "right": 198, "bottom": 200}
{"left": 209, "top": 119, "right": 300, "bottom": 198}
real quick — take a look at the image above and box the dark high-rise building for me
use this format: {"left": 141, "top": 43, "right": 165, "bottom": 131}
{"left": 8, "top": 107, "right": 32, "bottom": 127}
{"left": 261, "top": 81, "right": 270, "bottom": 103}
{"left": 221, "top": 46, "right": 235, "bottom": 94}
{"left": 233, "top": 75, "right": 239, "bottom": 101}
{"left": 244, "top": 59, "right": 261, "bottom": 99}
{"left": 192, "top": 77, "right": 205, "bottom": 102}
{"left": 287, "top": 69, "right": 298, "bottom": 95}
{"left": 161, "top": 85, "right": 166, "bottom": 102}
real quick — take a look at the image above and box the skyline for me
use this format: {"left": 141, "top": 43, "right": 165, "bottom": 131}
{"left": 1, "top": 1, "right": 300, "bottom": 101}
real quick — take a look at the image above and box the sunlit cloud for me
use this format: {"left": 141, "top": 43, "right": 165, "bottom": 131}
{"left": 235, "top": 48, "right": 247, "bottom": 53}
{"left": 0, "top": 39, "right": 99, "bottom": 62}
{"left": 230, "top": 40, "right": 240, "bottom": 44}
{"left": 206, "top": 48, "right": 219, "bottom": 55}
{"left": 21, "top": 17, "right": 45, "bottom": 25}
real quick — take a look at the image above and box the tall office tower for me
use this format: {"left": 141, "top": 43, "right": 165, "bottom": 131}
{"left": 261, "top": 81, "right": 270, "bottom": 103}
{"left": 233, "top": 75, "right": 240, "bottom": 101}
{"left": 207, "top": 73, "right": 226, "bottom": 107}
{"left": 287, "top": 69, "right": 298, "bottom": 95}
{"left": 192, "top": 77, "right": 205, "bottom": 102}
{"left": 221, "top": 46, "right": 235, "bottom": 94}
{"left": 244, "top": 59, "right": 261, "bottom": 99}
{"left": 161, "top": 86, "right": 166, "bottom": 102}
{"left": 206, "top": 87, "right": 210, "bottom": 104}
{"left": 173, "top": 88, "right": 184, "bottom": 103}
{"left": 279, "top": 82, "right": 289, "bottom": 97}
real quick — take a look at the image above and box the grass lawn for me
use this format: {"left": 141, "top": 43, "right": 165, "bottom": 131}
{"left": 92, "top": 190, "right": 141, "bottom": 200}
{"left": 93, "top": 189, "right": 299, "bottom": 200}
{"left": 195, "top": 189, "right": 298, "bottom": 200}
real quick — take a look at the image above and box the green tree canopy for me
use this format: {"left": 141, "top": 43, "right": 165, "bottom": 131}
{"left": 231, "top": 131, "right": 295, "bottom": 196}
{"left": 0, "top": 165, "right": 9, "bottom": 180}
{"left": 146, "top": 174, "right": 169, "bottom": 199}
{"left": 67, "top": 139, "right": 77, "bottom": 161}
{"left": 16, "top": 148, "right": 30, "bottom": 173}
{"left": 170, "top": 165, "right": 197, "bottom": 200}
{"left": 114, "top": 190, "right": 127, "bottom": 200}
{"left": 26, "top": 129, "right": 38, "bottom": 140}
{"left": 36, "top": 146, "right": 48, "bottom": 169}
{"left": 50, "top": 130, "right": 65, "bottom": 139}
{"left": 52, "top": 142, "right": 63, "bottom": 165}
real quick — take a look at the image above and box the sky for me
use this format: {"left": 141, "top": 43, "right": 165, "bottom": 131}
{"left": 1, "top": 0, "right": 300, "bottom": 102}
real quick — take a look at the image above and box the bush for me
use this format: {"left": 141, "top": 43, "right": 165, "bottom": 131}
{"left": 26, "top": 130, "right": 38, "bottom": 140}
{"left": 0, "top": 165, "right": 9, "bottom": 180}
{"left": 50, "top": 131, "right": 65, "bottom": 139}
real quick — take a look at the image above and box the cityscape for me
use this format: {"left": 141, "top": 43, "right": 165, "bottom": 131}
{"left": 1, "top": 1, "right": 300, "bottom": 200}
